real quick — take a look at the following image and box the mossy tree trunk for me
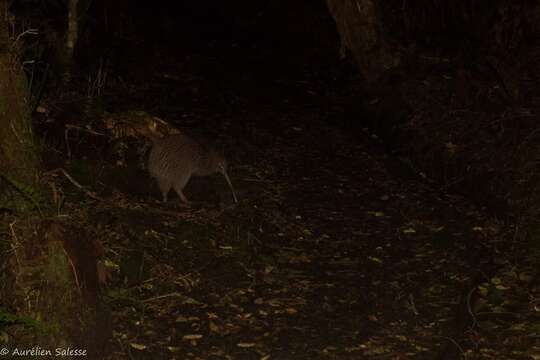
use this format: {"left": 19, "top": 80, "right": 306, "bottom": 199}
{"left": 0, "top": 3, "right": 40, "bottom": 210}
{"left": 0, "top": 2, "right": 108, "bottom": 357}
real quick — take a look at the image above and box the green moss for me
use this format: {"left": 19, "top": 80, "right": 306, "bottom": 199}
{"left": 0, "top": 53, "right": 45, "bottom": 213}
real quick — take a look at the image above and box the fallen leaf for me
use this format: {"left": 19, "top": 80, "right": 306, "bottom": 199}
{"left": 209, "top": 321, "right": 220, "bottom": 333}
{"left": 286, "top": 308, "right": 298, "bottom": 315}
{"left": 176, "top": 315, "right": 188, "bottom": 323}
{"left": 129, "top": 343, "right": 147, "bottom": 350}
{"left": 183, "top": 334, "right": 203, "bottom": 341}
{"left": 237, "top": 343, "right": 255, "bottom": 348}
{"left": 367, "top": 314, "right": 378, "bottom": 321}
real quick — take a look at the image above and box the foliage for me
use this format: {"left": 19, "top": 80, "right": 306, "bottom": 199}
{"left": 0, "top": 307, "right": 47, "bottom": 333}
{"left": 0, "top": 174, "right": 48, "bottom": 213}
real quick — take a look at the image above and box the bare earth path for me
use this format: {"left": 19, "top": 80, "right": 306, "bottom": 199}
{"left": 100, "top": 81, "right": 495, "bottom": 358}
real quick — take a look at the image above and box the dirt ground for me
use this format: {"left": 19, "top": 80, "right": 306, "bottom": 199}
{"left": 32, "top": 38, "right": 537, "bottom": 358}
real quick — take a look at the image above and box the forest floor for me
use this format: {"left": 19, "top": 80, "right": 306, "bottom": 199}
{"left": 36, "top": 44, "right": 539, "bottom": 359}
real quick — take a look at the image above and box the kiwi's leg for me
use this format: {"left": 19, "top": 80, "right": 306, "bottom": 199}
{"left": 177, "top": 190, "right": 190, "bottom": 204}
{"left": 173, "top": 173, "right": 192, "bottom": 204}
{"left": 156, "top": 178, "right": 172, "bottom": 202}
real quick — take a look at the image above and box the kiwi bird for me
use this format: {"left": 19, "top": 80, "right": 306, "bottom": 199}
{"left": 148, "top": 133, "right": 238, "bottom": 204}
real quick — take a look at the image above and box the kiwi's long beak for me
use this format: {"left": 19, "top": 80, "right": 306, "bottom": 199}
{"left": 222, "top": 170, "right": 238, "bottom": 203}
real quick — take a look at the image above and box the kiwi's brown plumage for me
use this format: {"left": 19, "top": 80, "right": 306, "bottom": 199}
{"left": 148, "top": 134, "right": 237, "bottom": 204}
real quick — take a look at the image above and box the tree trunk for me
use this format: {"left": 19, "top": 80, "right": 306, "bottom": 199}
{"left": 0, "top": 2, "right": 109, "bottom": 357}
{"left": 326, "top": 0, "right": 400, "bottom": 82}
{"left": 0, "top": 2, "right": 40, "bottom": 210}
{"left": 62, "top": 0, "right": 79, "bottom": 82}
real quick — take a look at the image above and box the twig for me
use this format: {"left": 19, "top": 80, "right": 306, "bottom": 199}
{"left": 56, "top": 168, "right": 106, "bottom": 202}
{"left": 9, "top": 220, "right": 21, "bottom": 272}
{"left": 64, "top": 247, "right": 82, "bottom": 296}
{"left": 408, "top": 293, "right": 419, "bottom": 316}
{"left": 64, "top": 124, "right": 106, "bottom": 159}
{"left": 466, "top": 286, "right": 478, "bottom": 329}
{"left": 241, "top": 177, "right": 274, "bottom": 183}
{"left": 435, "top": 336, "right": 465, "bottom": 357}
{"left": 64, "top": 124, "right": 106, "bottom": 137}
{"left": 142, "top": 292, "right": 181, "bottom": 303}
{"left": 475, "top": 310, "right": 520, "bottom": 318}
{"left": 64, "top": 127, "right": 71, "bottom": 159}
{"left": 12, "top": 28, "right": 38, "bottom": 45}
